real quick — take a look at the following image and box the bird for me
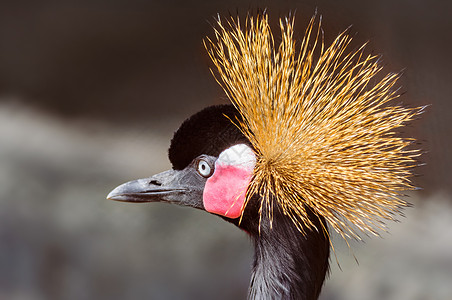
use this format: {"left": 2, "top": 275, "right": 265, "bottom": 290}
{"left": 107, "top": 13, "right": 422, "bottom": 300}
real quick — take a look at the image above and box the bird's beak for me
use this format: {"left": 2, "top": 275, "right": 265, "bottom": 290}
{"left": 107, "top": 169, "right": 205, "bottom": 209}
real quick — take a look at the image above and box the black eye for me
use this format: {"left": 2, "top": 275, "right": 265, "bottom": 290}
{"left": 197, "top": 159, "right": 213, "bottom": 177}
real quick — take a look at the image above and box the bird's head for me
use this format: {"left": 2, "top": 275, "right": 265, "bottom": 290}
{"left": 107, "top": 105, "right": 262, "bottom": 231}
{"left": 108, "top": 12, "right": 422, "bottom": 242}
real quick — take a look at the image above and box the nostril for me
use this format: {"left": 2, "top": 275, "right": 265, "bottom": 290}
{"left": 149, "top": 179, "right": 162, "bottom": 186}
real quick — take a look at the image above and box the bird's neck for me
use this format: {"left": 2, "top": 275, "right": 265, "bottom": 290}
{"left": 248, "top": 209, "right": 330, "bottom": 300}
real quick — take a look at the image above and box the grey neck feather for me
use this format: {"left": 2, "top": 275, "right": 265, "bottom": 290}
{"left": 247, "top": 211, "right": 330, "bottom": 300}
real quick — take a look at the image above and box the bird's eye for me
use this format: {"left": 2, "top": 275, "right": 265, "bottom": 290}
{"left": 197, "top": 159, "right": 213, "bottom": 177}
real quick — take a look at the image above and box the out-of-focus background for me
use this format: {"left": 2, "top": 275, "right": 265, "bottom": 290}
{"left": 0, "top": 0, "right": 450, "bottom": 299}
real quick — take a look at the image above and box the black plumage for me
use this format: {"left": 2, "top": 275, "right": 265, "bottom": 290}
{"left": 169, "top": 105, "right": 249, "bottom": 170}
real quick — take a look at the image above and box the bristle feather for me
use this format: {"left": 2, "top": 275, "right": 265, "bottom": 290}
{"left": 205, "top": 13, "right": 422, "bottom": 239}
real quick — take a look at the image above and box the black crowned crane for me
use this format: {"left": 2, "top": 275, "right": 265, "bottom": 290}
{"left": 107, "top": 14, "right": 422, "bottom": 300}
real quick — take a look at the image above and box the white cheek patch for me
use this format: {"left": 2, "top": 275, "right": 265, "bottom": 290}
{"left": 216, "top": 144, "right": 256, "bottom": 170}
{"left": 203, "top": 144, "right": 256, "bottom": 218}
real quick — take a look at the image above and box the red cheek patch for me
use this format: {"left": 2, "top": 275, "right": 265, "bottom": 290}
{"left": 203, "top": 164, "right": 253, "bottom": 218}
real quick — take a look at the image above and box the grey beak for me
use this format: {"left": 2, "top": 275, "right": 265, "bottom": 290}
{"left": 107, "top": 169, "right": 206, "bottom": 209}
{"left": 107, "top": 170, "right": 187, "bottom": 203}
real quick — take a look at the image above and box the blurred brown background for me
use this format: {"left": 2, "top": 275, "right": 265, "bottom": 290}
{"left": 0, "top": 1, "right": 450, "bottom": 299}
